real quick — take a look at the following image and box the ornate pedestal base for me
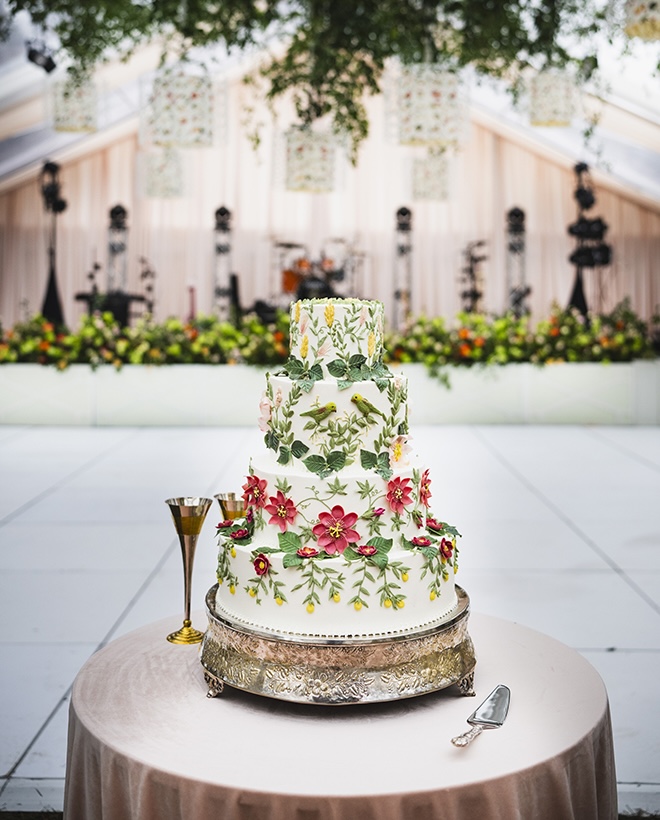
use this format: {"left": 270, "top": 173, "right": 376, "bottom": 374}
{"left": 200, "top": 585, "right": 476, "bottom": 705}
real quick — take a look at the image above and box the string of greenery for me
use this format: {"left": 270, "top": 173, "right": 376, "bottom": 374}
{"left": 3, "top": 0, "right": 621, "bottom": 160}
{"left": 1, "top": 300, "right": 656, "bottom": 374}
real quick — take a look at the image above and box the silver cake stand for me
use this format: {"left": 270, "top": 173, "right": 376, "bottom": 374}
{"left": 200, "top": 585, "right": 476, "bottom": 705}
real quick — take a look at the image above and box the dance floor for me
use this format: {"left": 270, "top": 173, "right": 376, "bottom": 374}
{"left": 0, "top": 423, "right": 658, "bottom": 814}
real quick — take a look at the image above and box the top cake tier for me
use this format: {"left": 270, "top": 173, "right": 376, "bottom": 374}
{"left": 288, "top": 299, "right": 385, "bottom": 381}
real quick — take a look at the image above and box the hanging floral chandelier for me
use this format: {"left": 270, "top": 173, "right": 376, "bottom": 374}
{"left": 529, "top": 70, "right": 575, "bottom": 127}
{"left": 398, "top": 65, "right": 467, "bottom": 148}
{"left": 52, "top": 75, "right": 97, "bottom": 133}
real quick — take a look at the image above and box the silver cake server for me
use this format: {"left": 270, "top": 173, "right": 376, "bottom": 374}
{"left": 451, "top": 684, "right": 511, "bottom": 747}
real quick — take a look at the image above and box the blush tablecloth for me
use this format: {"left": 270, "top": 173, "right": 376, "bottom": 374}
{"left": 63, "top": 612, "right": 617, "bottom": 820}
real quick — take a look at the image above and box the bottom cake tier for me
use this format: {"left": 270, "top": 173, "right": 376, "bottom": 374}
{"left": 200, "top": 585, "right": 476, "bottom": 705}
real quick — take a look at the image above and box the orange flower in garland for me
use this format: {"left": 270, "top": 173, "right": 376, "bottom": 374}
{"left": 242, "top": 474, "right": 268, "bottom": 508}
{"left": 265, "top": 490, "right": 298, "bottom": 532}
{"left": 386, "top": 477, "right": 413, "bottom": 514}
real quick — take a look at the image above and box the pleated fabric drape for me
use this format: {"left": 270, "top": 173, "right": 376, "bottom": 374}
{"left": 1, "top": 80, "right": 658, "bottom": 330}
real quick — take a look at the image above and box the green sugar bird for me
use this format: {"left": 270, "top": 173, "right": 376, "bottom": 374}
{"left": 299, "top": 402, "right": 337, "bottom": 422}
{"left": 351, "top": 393, "right": 385, "bottom": 419}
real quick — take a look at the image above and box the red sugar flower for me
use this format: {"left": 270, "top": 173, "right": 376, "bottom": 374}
{"left": 357, "top": 544, "right": 378, "bottom": 557}
{"left": 420, "top": 469, "right": 432, "bottom": 508}
{"left": 265, "top": 491, "right": 298, "bottom": 533}
{"left": 411, "top": 536, "right": 432, "bottom": 547}
{"left": 426, "top": 516, "right": 442, "bottom": 532}
{"left": 386, "top": 477, "right": 413, "bottom": 515}
{"left": 253, "top": 553, "right": 270, "bottom": 576}
{"left": 440, "top": 538, "right": 454, "bottom": 560}
{"left": 297, "top": 545, "right": 319, "bottom": 559}
{"left": 242, "top": 474, "right": 268, "bottom": 508}
{"left": 372, "top": 507, "right": 385, "bottom": 517}
{"left": 230, "top": 528, "right": 250, "bottom": 540}
{"left": 312, "top": 505, "right": 361, "bottom": 555}
{"left": 216, "top": 520, "right": 233, "bottom": 529}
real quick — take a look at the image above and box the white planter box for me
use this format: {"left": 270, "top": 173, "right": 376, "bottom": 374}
{"left": 0, "top": 361, "right": 658, "bottom": 426}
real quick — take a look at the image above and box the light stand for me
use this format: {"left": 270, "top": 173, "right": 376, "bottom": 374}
{"left": 393, "top": 207, "right": 412, "bottom": 331}
{"left": 459, "top": 241, "right": 486, "bottom": 313}
{"left": 506, "top": 207, "right": 531, "bottom": 316}
{"left": 567, "top": 162, "right": 612, "bottom": 319}
{"left": 39, "top": 161, "right": 67, "bottom": 327}
{"left": 213, "top": 206, "right": 232, "bottom": 320}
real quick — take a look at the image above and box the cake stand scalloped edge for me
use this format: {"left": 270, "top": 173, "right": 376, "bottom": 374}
{"left": 200, "top": 585, "right": 477, "bottom": 705}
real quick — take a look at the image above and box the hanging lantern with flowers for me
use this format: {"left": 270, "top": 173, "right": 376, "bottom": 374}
{"left": 398, "top": 64, "right": 467, "bottom": 148}
{"left": 142, "top": 66, "right": 214, "bottom": 148}
{"left": 624, "top": 0, "right": 660, "bottom": 39}
{"left": 142, "top": 148, "right": 184, "bottom": 199}
{"left": 529, "top": 70, "right": 575, "bottom": 127}
{"left": 412, "top": 149, "right": 449, "bottom": 201}
{"left": 52, "top": 74, "right": 97, "bottom": 133}
{"left": 285, "top": 128, "right": 337, "bottom": 193}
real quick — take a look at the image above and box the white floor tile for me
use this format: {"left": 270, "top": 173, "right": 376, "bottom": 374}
{"left": 0, "top": 643, "right": 93, "bottom": 776}
{"left": 0, "top": 777, "right": 65, "bottom": 812}
{"left": 582, "top": 649, "right": 660, "bottom": 785}
{"left": 0, "top": 569, "right": 161, "bottom": 643}
{"left": 14, "top": 698, "right": 70, "bottom": 779}
{"left": 468, "top": 568, "right": 660, "bottom": 649}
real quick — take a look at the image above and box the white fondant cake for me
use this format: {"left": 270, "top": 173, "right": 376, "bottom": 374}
{"left": 214, "top": 298, "right": 461, "bottom": 639}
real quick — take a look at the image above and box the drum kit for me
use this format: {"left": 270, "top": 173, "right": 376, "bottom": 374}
{"left": 274, "top": 238, "right": 363, "bottom": 302}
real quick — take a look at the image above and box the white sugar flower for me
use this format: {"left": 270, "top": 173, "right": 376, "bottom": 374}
{"left": 257, "top": 393, "right": 272, "bottom": 431}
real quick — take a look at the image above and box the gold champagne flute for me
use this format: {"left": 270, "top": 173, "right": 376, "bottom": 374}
{"left": 165, "top": 496, "right": 213, "bottom": 644}
{"left": 215, "top": 492, "right": 246, "bottom": 520}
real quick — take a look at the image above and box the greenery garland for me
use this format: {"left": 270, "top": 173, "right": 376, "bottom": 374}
{"left": 3, "top": 0, "right": 623, "bottom": 160}
{"left": 0, "top": 300, "right": 656, "bottom": 374}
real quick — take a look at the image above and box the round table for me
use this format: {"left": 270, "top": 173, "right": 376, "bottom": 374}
{"left": 63, "top": 612, "right": 617, "bottom": 820}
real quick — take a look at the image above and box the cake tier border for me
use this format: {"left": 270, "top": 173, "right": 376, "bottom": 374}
{"left": 200, "top": 585, "right": 476, "bottom": 705}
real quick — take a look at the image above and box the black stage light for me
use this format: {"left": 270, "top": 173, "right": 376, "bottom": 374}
{"left": 40, "top": 161, "right": 67, "bottom": 214}
{"left": 575, "top": 186, "right": 595, "bottom": 210}
{"left": 215, "top": 206, "right": 232, "bottom": 232}
{"left": 109, "top": 205, "right": 128, "bottom": 230}
{"left": 569, "top": 244, "right": 612, "bottom": 268}
{"left": 506, "top": 207, "right": 525, "bottom": 234}
{"left": 396, "top": 207, "right": 412, "bottom": 232}
{"left": 568, "top": 216, "right": 608, "bottom": 241}
{"left": 27, "top": 41, "right": 56, "bottom": 73}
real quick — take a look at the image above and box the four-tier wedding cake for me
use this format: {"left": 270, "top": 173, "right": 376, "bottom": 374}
{"left": 212, "top": 298, "right": 462, "bottom": 640}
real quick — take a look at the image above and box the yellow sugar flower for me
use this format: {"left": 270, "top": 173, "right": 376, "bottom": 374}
{"left": 324, "top": 304, "right": 335, "bottom": 327}
{"left": 294, "top": 301, "right": 301, "bottom": 322}
{"left": 368, "top": 332, "right": 375, "bottom": 358}
{"left": 300, "top": 334, "right": 309, "bottom": 359}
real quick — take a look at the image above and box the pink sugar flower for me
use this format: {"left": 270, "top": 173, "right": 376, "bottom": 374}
{"left": 264, "top": 490, "right": 298, "bottom": 533}
{"left": 357, "top": 543, "right": 378, "bottom": 557}
{"left": 312, "top": 505, "right": 361, "bottom": 555}
{"left": 420, "top": 469, "right": 432, "bottom": 508}
{"left": 242, "top": 474, "right": 268, "bottom": 508}
{"left": 386, "top": 477, "right": 413, "bottom": 515}
{"left": 297, "top": 545, "right": 319, "bottom": 559}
